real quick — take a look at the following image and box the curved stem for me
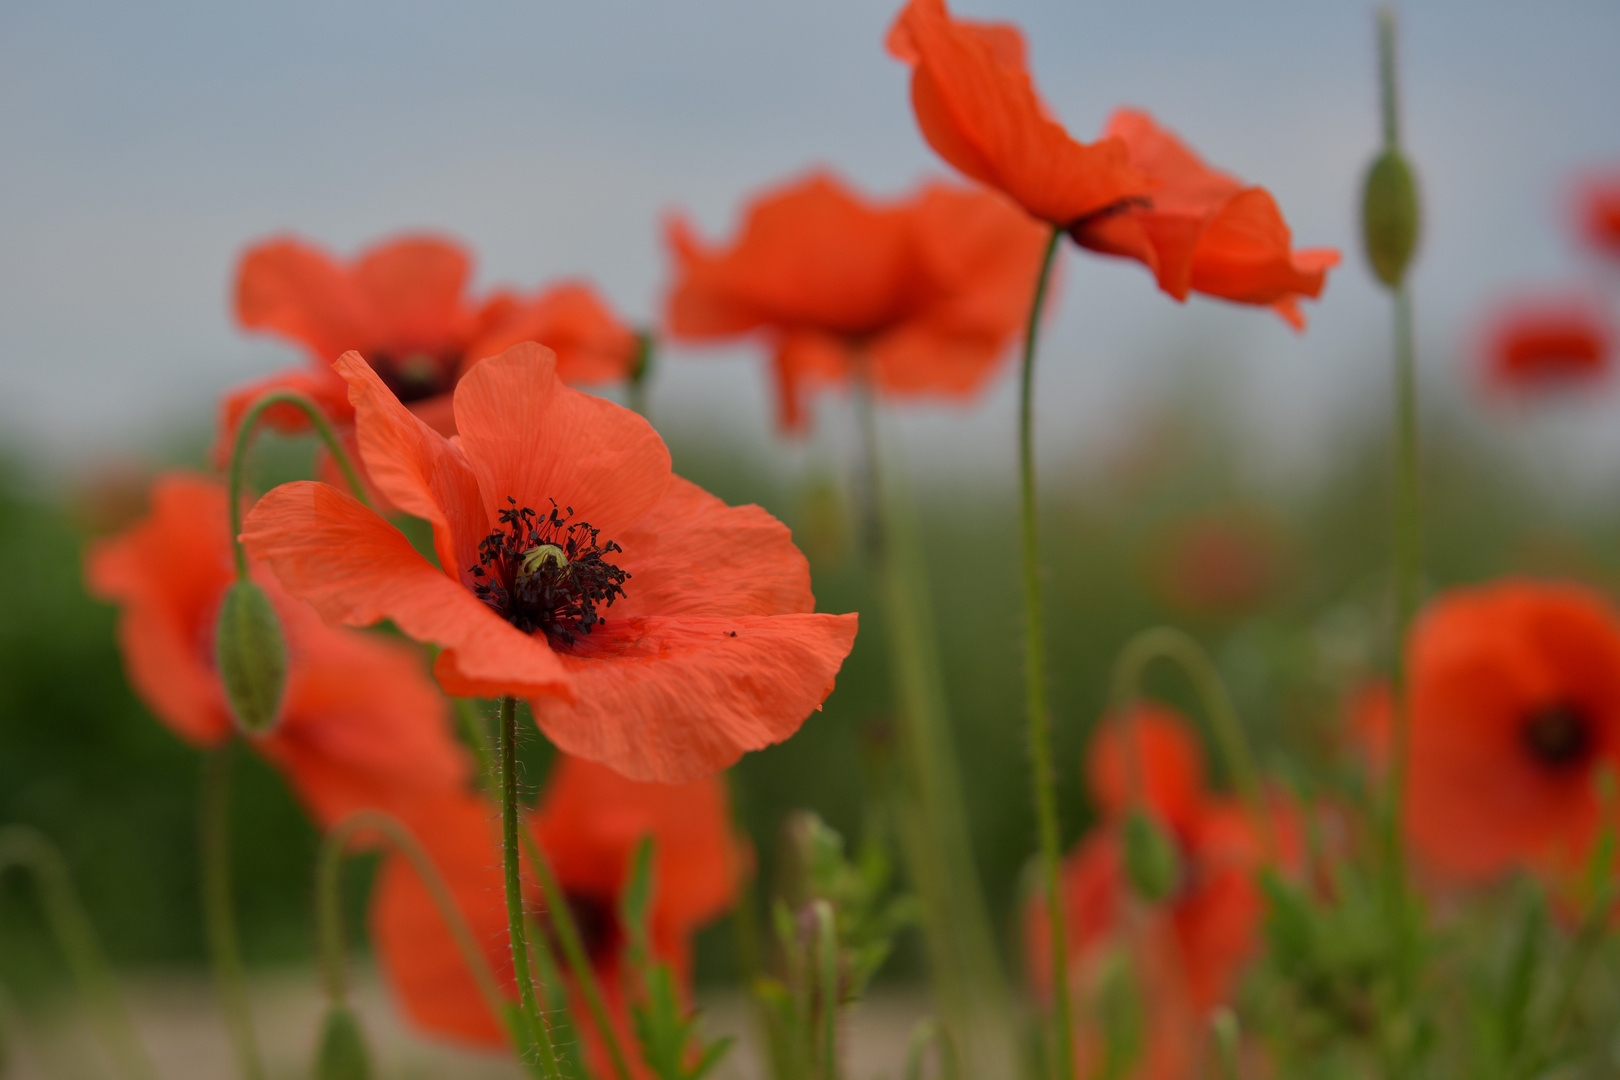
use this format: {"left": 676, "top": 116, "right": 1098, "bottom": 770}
{"left": 313, "top": 810, "right": 507, "bottom": 1023}
{"left": 497, "top": 696, "right": 563, "bottom": 1079}
{"left": 0, "top": 826, "right": 162, "bottom": 1080}
{"left": 1018, "top": 225, "right": 1074, "bottom": 1080}
{"left": 227, "top": 390, "right": 371, "bottom": 580}
{"left": 199, "top": 744, "right": 265, "bottom": 1080}
{"left": 1107, "top": 627, "right": 1273, "bottom": 856}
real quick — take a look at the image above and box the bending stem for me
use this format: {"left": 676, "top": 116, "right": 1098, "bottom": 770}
{"left": 199, "top": 745, "right": 265, "bottom": 1080}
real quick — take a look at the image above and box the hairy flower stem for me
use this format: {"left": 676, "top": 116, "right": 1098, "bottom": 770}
{"left": 226, "top": 390, "right": 371, "bottom": 581}
{"left": 851, "top": 369, "right": 1014, "bottom": 1072}
{"left": 200, "top": 744, "right": 266, "bottom": 1080}
{"left": 0, "top": 826, "right": 161, "bottom": 1080}
{"left": 1018, "top": 225, "right": 1074, "bottom": 1080}
{"left": 497, "top": 696, "right": 565, "bottom": 1080}
{"left": 454, "top": 697, "right": 636, "bottom": 1080}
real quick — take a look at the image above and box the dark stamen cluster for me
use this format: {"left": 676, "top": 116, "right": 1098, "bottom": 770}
{"left": 369, "top": 350, "right": 461, "bottom": 403}
{"left": 470, "top": 498, "right": 628, "bottom": 644}
{"left": 1521, "top": 701, "right": 1594, "bottom": 771}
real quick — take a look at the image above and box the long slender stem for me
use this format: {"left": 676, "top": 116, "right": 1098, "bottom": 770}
{"left": 1386, "top": 286, "right": 1420, "bottom": 844}
{"left": 813, "top": 900, "right": 840, "bottom": 1080}
{"left": 497, "top": 697, "right": 564, "bottom": 1079}
{"left": 227, "top": 390, "right": 371, "bottom": 580}
{"left": 1018, "top": 225, "right": 1074, "bottom": 1080}
{"left": 199, "top": 745, "right": 265, "bottom": 1080}
{"left": 0, "top": 826, "right": 162, "bottom": 1080}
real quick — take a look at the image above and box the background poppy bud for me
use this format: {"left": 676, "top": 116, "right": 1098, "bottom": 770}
{"left": 1122, "top": 809, "right": 1180, "bottom": 903}
{"left": 1361, "top": 148, "right": 1421, "bottom": 289}
{"left": 314, "top": 1004, "right": 372, "bottom": 1080}
{"left": 214, "top": 580, "right": 287, "bottom": 735}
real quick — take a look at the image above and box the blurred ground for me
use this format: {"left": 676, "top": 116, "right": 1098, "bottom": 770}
{"left": 3, "top": 971, "right": 932, "bottom": 1080}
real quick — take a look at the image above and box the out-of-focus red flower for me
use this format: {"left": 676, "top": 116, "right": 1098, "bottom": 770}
{"left": 1025, "top": 707, "right": 1289, "bottom": 1080}
{"left": 371, "top": 755, "right": 742, "bottom": 1073}
{"left": 1070, "top": 110, "right": 1339, "bottom": 330}
{"left": 1576, "top": 173, "right": 1620, "bottom": 260}
{"left": 665, "top": 172, "right": 1049, "bottom": 430}
{"left": 1482, "top": 297, "right": 1613, "bottom": 393}
{"left": 885, "top": 0, "right": 1149, "bottom": 228}
{"left": 243, "top": 343, "right": 857, "bottom": 783}
{"left": 83, "top": 472, "right": 467, "bottom": 825}
{"left": 220, "top": 234, "right": 639, "bottom": 460}
{"left": 1152, "top": 513, "right": 1288, "bottom": 618}
{"left": 1358, "top": 580, "right": 1620, "bottom": 885}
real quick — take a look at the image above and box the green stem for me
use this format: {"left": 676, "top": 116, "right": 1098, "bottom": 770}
{"left": 627, "top": 329, "right": 655, "bottom": 419}
{"left": 497, "top": 697, "right": 564, "bottom": 1079}
{"left": 1018, "top": 225, "right": 1074, "bottom": 1080}
{"left": 0, "top": 826, "right": 162, "bottom": 1080}
{"left": 1107, "top": 627, "right": 1272, "bottom": 856}
{"left": 227, "top": 390, "right": 371, "bottom": 580}
{"left": 851, "top": 368, "right": 1012, "bottom": 1070}
{"left": 813, "top": 900, "right": 840, "bottom": 1080}
{"left": 1386, "top": 285, "right": 1420, "bottom": 853}
{"left": 199, "top": 745, "right": 265, "bottom": 1080}
{"left": 904, "top": 1019, "right": 961, "bottom": 1080}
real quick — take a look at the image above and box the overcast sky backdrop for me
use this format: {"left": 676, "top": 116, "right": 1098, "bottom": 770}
{"left": 3, "top": 0, "right": 1619, "bottom": 489}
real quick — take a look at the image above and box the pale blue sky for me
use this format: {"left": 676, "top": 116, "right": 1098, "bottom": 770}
{"left": 3, "top": 0, "right": 1618, "bottom": 486}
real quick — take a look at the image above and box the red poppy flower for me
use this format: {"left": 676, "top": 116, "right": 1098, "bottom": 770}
{"left": 1577, "top": 173, "right": 1620, "bottom": 260}
{"left": 371, "top": 755, "right": 742, "bottom": 1071}
{"left": 1070, "top": 110, "right": 1340, "bottom": 330}
{"left": 222, "top": 234, "right": 639, "bottom": 452}
{"left": 242, "top": 342, "right": 858, "bottom": 782}
{"left": 1152, "top": 512, "right": 1288, "bottom": 618}
{"left": 83, "top": 472, "right": 466, "bottom": 825}
{"left": 1025, "top": 707, "right": 1282, "bottom": 1079}
{"left": 665, "top": 171, "right": 1048, "bottom": 430}
{"left": 1482, "top": 297, "right": 1613, "bottom": 393}
{"left": 885, "top": 0, "right": 1149, "bottom": 229}
{"left": 1369, "top": 580, "right": 1620, "bottom": 883}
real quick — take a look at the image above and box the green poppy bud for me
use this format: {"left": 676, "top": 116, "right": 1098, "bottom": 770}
{"left": 1361, "top": 148, "right": 1421, "bottom": 289}
{"left": 314, "top": 1005, "right": 372, "bottom": 1080}
{"left": 215, "top": 580, "right": 287, "bottom": 735}
{"left": 1122, "top": 810, "right": 1180, "bottom": 904}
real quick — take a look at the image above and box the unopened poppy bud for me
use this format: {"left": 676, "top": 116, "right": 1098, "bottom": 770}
{"left": 314, "top": 1004, "right": 372, "bottom": 1080}
{"left": 1361, "top": 148, "right": 1421, "bottom": 289}
{"left": 215, "top": 580, "right": 287, "bottom": 735}
{"left": 1122, "top": 810, "right": 1180, "bottom": 904}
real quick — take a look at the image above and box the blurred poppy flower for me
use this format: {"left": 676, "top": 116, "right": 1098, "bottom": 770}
{"left": 371, "top": 755, "right": 742, "bottom": 1071}
{"left": 665, "top": 172, "right": 1048, "bottom": 430}
{"left": 1576, "top": 173, "right": 1620, "bottom": 260}
{"left": 1482, "top": 297, "right": 1613, "bottom": 394}
{"left": 885, "top": 0, "right": 1148, "bottom": 229}
{"left": 1026, "top": 707, "right": 1285, "bottom": 1079}
{"left": 1070, "top": 110, "right": 1340, "bottom": 330}
{"left": 243, "top": 342, "right": 857, "bottom": 782}
{"left": 1361, "top": 580, "right": 1620, "bottom": 884}
{"left": 1152, "top": 512, "right": 1289, "bottom": 618}
{"left": 83, "top": 472, "right": 466, "bottom": 825}
{"left": 221, "top": 234, "right": 638, "bottom": 455}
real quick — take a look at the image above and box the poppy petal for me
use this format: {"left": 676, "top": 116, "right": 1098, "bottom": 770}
{"left": 235, "top": 238, "right": 373, "bottom": 361}
{"left": 465, "top": 281, "right": 640, "bottom": 385}
{"left": 242, "top": 481, "right": 574, "bottom": 702}
{"left": 533, "top": 612, "right": 858, "bottom": 783}
{"left": 351, "top": 236, "right": 475, "bottom": 357}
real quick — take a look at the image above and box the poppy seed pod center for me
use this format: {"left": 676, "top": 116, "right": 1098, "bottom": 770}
{"left": 369, "top": 350, "right": 460, "bottom": 403}
{"left": 561, "top": 890, "right": 622, "bottom": 967}
{"left": 1521, "top": 702, "right": 1594, "bottom": 771}
{"left": 469, "top": 498, "right": 628, "bottom": 645}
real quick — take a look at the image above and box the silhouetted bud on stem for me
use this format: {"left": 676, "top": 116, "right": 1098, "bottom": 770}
{"left": 1122, "top": 810, "right": 1179, "bottom": 904}
{"left": 1362, "top": 149, "right": 1421, "bottom": 289}
{"left": 314, "top": 1005, "right": 372, "bottom": 1080}
{"left": 215, "top": 581, "right": 287, "bottom": 735}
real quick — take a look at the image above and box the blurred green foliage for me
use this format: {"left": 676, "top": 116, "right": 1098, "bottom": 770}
{"left": 1, "top": 384, "right": 1616, "bottom": 997}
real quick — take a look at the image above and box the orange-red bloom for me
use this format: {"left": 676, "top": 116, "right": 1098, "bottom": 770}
{"left": 243, "top": 343, "right": 857, "bottom": 782}
{"left": 1482, "top": 297, "right": 1613, "bottom": 393}
{"left": 1364, "top": 580, "right": 1620, "bottom": 884}
{"left": 1152, "top": 512, "right": 1288, "bottom": 618}
{"left": 83, "top": 472, "right": 466, "bottom": 825}
{"left": 1071, "top": 110, "right": 1339, "bottom": 330}
{"left": 372, "top": 755, "right": 742, "bottom": 1071}
{"left": 885, "top": 0, "right": 1148, "bottom": 228}
{"left": 1026, "top": 707, "right": 1281, "bottom": 1080}
{"left": 1577, "top": 173, "right": 1620, "bottom": 260}
{"left": 665, "top": 172, "right": 1049, "bottom": 430}
{"left": 222, "top": 234, "right": 639, "bottom": 450}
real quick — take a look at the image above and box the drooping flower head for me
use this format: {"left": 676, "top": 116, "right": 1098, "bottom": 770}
{"left": 372, "top": 755, "right": 742, "bottom": 1071}
{"left": 1576, "top": 172, "right": 1620, "bottom": 261}
{"left": 1364, "top": 580, "right": 1620, "bottom": 884}
{"left": 886, "top": 1, "right": 1337, "bottom": 328}
{"left": 243, "top": 343, "right": 858, "bottom": 782}
{"left": 1025, "top": 707, "right": 1286, "bottom": 1080}
{"left": 1480, "top": 296, "right": 1614, "bottom": 395}
{"left": 84, "top": 472, "right": 467, "bottom": 825}
{"left": 665, "top": 172, "right": 1049, "bottom": 430}
{"left": 222, "top": 234, "right": 639, "bottom": 451}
